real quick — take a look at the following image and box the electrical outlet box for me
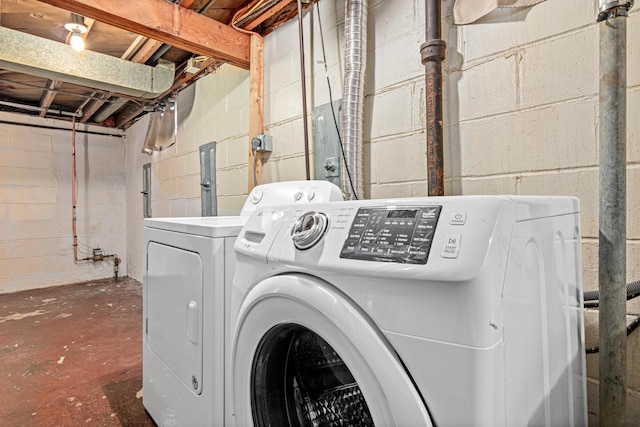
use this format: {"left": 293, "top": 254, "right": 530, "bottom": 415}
{"left": 252, "top": 133, "right": 273, "bottom": 152}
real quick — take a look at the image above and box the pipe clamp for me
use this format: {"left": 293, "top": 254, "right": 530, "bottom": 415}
{"left": 597, "top": 0, "right": 633, "bottom": 21}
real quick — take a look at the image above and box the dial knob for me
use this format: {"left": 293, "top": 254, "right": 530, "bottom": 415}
{"left": 250, "top": 190, "right": 263, "bottom": 204}
{"left": 291, "top": 211, "right": 329, "bottom": 250}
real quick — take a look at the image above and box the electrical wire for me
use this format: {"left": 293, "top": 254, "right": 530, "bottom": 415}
{"left": 231, "top": 0, "right": 263, "bottom": 35}
{"left": 253, "top": 148, "right": 259, "bottom": 187}
{"left": 316, "top": 1, "right": 358, "bottom": 200}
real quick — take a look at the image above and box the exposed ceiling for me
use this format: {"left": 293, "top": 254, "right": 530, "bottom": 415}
{"left": 0, "top": 0, "right": 309, "bottom": 129}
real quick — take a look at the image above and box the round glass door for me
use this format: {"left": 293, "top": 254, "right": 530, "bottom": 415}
{"left": 252, "top": 324, "right": 374, "bottom": 427}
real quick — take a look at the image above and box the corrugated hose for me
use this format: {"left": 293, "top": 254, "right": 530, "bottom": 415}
{"left": 584, "top": 280, "right": 640, "bottom": 354}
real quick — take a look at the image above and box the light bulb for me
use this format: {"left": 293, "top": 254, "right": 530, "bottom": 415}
{"left": 69, "top": 31, "right": 85, "bottom": 51}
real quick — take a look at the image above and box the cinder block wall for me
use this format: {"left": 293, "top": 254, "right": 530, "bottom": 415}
{"left": 122, "top": 0, "right": 640, "bottom": 421}
{"left": 0, "top": 112, "right": 126, "bottom": 293}
{"left": 124, "top": 66, "right": 251, "bottom": 281}
{"left": 444, "top": 1, "right": 640, "bottom": 422}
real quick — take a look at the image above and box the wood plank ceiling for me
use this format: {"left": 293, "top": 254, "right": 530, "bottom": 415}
{"left": 0, "top": 0, "right": 311, "bottom": 129}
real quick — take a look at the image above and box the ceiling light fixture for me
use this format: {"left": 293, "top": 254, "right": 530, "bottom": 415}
{"left": 64, "top": 14, "right": 88, "bottom": 51}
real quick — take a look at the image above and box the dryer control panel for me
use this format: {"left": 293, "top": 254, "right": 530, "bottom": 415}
{"left": 340, "top": 206, "right": 441, "bottom": 264}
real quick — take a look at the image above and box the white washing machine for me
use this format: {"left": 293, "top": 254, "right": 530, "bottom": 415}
{"left": 231, "top": 195, "right": 587, "bottom": 426}
{"left": 142, "top": 180, "right": 343, "bottom": 427}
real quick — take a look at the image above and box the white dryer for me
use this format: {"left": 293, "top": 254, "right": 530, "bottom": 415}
{"left": 142, "top": 180, "right": 342, "bottom": 427}
{"left": 231, "top": 196, "right": 587, "bottom": 426}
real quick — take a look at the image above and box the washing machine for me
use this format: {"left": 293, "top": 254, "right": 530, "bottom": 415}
{"left": 231, "top": 195, "right": 588, "bottom": 426}
{"left": 142, "top": 180, "right": 343, "bottom": 427}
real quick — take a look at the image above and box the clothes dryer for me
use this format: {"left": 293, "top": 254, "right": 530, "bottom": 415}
{"left": 231, "top": 195, "right": 587, "bottom": 426}
{"left": 142, "top": 180, "right": 342, "bottom": 427}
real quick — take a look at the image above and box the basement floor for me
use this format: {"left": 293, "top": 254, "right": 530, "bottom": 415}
{"left": 0, "top": 277, "right": 155, "bottom": 426}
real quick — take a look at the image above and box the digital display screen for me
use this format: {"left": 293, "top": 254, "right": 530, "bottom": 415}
{"left": 340, "top": 206, "right": 442, "bottom": 264}
{"left": 387, "top": 209, "right": 417, "bottom": 219}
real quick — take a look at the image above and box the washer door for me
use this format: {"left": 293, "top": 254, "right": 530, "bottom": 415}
{"left": 232, "top": 274, "right": 433, "bottom": 427}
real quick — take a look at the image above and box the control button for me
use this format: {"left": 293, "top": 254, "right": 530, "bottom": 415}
{"left": 449, "top": 212, "right": 467, "bottom": 225}
{"left": 294, "top": 191, "right": 303, "bottom": 201}
{"left": 342, "top": 243, "right": 357, "bottom": 253}
{"left": 291, "top": 211, "right": 329, "bottom": 250}
{"left": 306, "top": 190, "right": 316, "bottom": 201}
{"left": 348, "top": 231, "right": 363, "bottom": 240}
{"left": 441, "top": 234, "right": 461, "bottom": 258}
{"left": 420, "top": 208, "right": 439, "bottom": 220}
{"left": 250, "top": 190, "right": 263, "bottom": 204}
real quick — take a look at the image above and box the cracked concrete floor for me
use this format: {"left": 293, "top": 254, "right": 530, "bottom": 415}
{"left": 0, "top": 277, "right": 155, "bottom": 426}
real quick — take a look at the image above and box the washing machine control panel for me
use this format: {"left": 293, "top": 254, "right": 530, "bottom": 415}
{"left": 340, "top": 206, "right": 442, "bottom": 264}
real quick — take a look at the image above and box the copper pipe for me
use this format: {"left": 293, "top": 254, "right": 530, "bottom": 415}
{"left": 71, "top": 117, "right": 91, "bottom": 262}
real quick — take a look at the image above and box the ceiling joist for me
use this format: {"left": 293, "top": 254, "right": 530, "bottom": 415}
{"left": 37, "top": 0, "right": 252, "bottom": 69}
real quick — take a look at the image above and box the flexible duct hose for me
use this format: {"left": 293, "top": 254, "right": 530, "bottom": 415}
{"left": 584, "top": 279, "right": 640, "bottom": 303}
{"left": 584, "top": 279, "right": 640, "bottom": 354}
{"left": 341, "top": 0, "right": 367, "bottom": 200}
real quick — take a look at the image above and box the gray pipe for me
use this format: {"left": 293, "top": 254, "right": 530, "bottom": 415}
{"left": 0, "top": 100, "right": 82, "bottom": 117}
{"left": 597, "top": 1, "right": 631, "bottom": 425}
{"left": 297, "top": 0, "right": 311, "bottom": 180}
{"left": 341, "top": 0, "right": 367, "bottom": 200}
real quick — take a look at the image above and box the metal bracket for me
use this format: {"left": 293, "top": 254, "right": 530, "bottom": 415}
{"left": 597, "top": 0, "right": 633, "bottom": 21}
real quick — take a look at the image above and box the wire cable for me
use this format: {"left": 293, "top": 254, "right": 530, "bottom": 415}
{"left": 316, "top": 1, "right": 358, "bottom": 199}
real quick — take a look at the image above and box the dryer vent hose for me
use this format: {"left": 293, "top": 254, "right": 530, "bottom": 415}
{"left": 583, "top": 279, "right": 640, "bottom": 304}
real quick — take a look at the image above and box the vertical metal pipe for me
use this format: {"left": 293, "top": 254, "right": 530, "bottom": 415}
{"left": 72, "top": 116, "right": 79, "bottom": 261}
{"left": 421, "top": 0, "right": 446, "bottom": 196}
{"left": 597, "top": 2, "right": 630, "bottom": 425}
{"left": 297, "top": 0, "right": 311, "bottom": 180}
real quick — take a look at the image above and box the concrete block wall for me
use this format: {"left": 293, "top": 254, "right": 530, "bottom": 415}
{"left": 0, "top": 112, "right": 126, "bottom": 294}
{"left": 443, "top": 1, "right": 640, "bottom": 423}
{"left": 124, "top": 66, "right": 250, "bottom": 282}
{"left": 120, "top": 0, "right": 639, "bottom": 421}
{"left": 261, "top": 0, "right": 430, "bottom": 197}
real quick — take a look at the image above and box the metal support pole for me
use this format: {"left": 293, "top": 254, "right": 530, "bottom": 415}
{"left": 421, "top": 0, "right": 446, "bottom": 196}
{"left": 597, "top": 1, "right": 630, "bottom": 425}
{"left": 297, "top": 0, "right": 311, "bottom": 180}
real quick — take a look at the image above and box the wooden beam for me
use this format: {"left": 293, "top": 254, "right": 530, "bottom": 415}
{"left": 131, "top": 40, "right": 164, "bottom": 64}
{"left": 38, "top": 0, "right": 251, "bottom": 69}
{"left": 243, "top": 0, "right": 294, "bottom": 31}
{"left": 130, "top": 0, "right": 198, "bottom": 64}
{"left": 248, "top": 34, "right": 264, "bottom": 190}
{"left": 81, "top": 0, "right": 201, "bottom": 123}
{"left": 79, "top": 92, "right": 111, "bottom": 123}
{"left": 39, "top": 80, "right": 59, "bottom": 117}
